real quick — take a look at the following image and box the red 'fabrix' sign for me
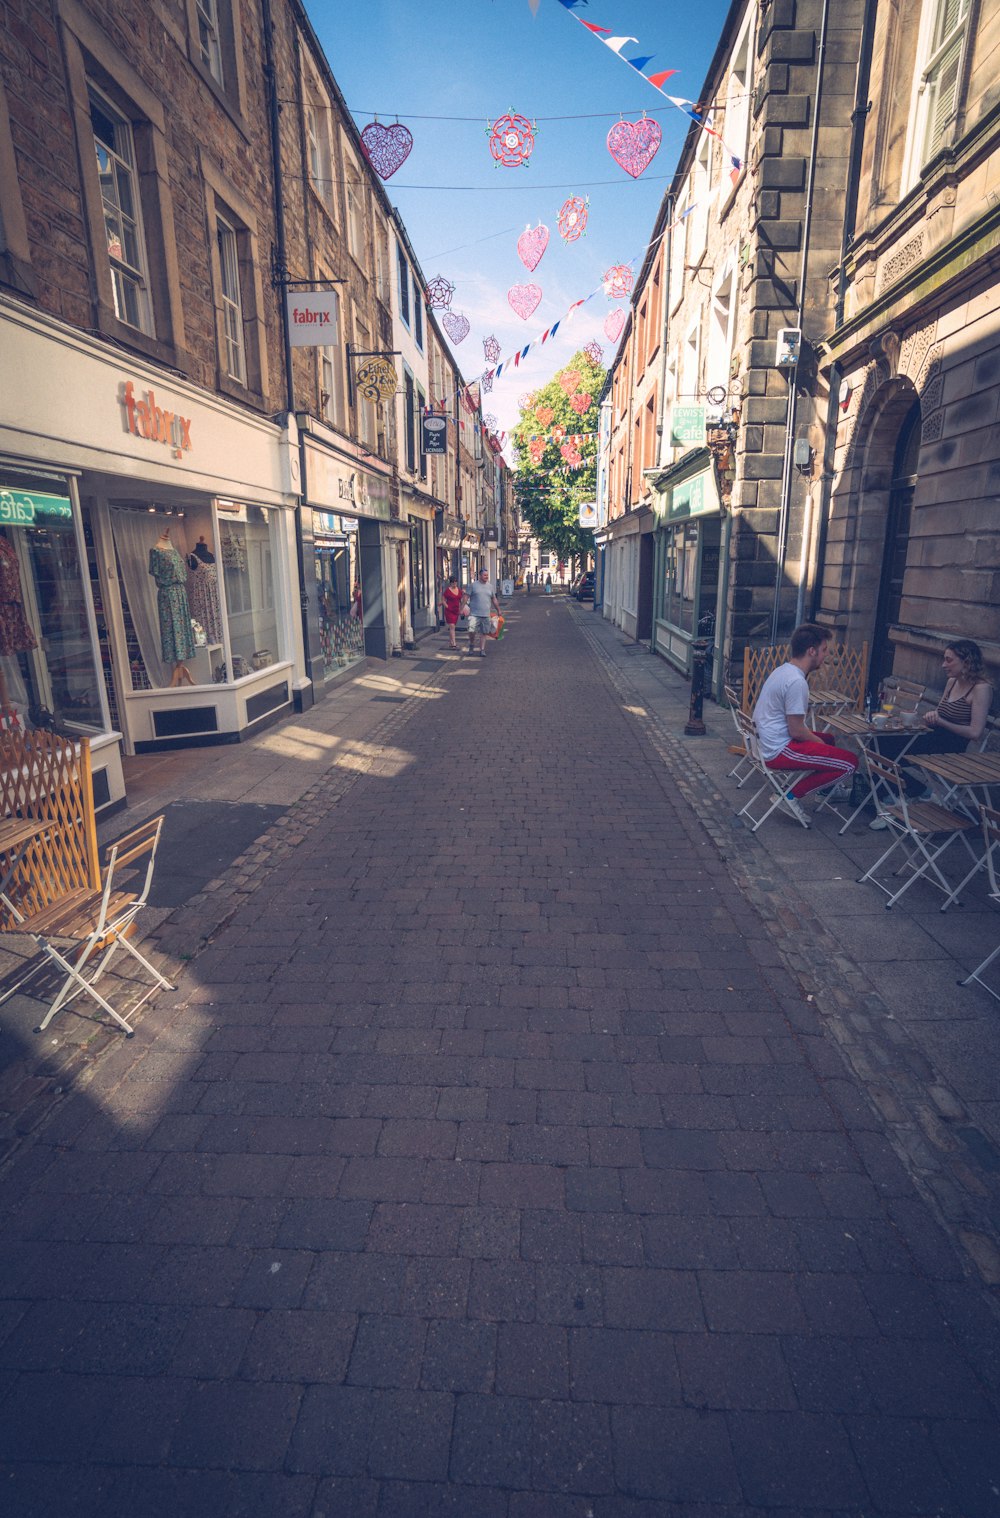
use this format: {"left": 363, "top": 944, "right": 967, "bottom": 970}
{"left": 119, "top": 380, "right": 192, "bottom": 458}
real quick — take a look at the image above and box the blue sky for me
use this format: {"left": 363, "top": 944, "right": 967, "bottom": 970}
{"left": 308, "top": 0, "right": 732, "bottom": 438}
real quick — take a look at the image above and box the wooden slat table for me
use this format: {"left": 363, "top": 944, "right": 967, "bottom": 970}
{"left": 823, "top": 711, "right": 923, "bottom": 833}
{"left": 906, "top": 751, "right": 1000, "bottom": 908}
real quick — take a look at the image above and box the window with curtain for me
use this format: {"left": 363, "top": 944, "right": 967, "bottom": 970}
{"left": 89, "top": 86, "right": 152, "bottom": 334}
{"left": 216, "top": 212, "right": 246, "bottom": 384}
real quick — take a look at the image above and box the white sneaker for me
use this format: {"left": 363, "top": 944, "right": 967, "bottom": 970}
{"left": 869, "top": 814, "right": 890, "bottom": 831}
{"left": 784, "top": 791, "right": 811, "bottom": 827}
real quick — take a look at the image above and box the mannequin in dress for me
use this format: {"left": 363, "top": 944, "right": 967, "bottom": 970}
{"left": 185, "top": 533, "right": 222, "bottom": 645}
{"left": 148, "top": 524, "right": 195, "bottom": 685}
{"left": 0, "top": 526, "right": 38, "bottom": 716}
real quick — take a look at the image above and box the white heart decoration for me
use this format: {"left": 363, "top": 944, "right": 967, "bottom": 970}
{"left": 607, "top": 118, "right": 662, "bottom": 180}
{"left": 507, "top": 284, "right": 542, "bottom": 321}
{"left": 442, "top": 311, "right": 470, "bottom": 343}
{"left": 604, "top": 309, "right": 626, "bottom": 342}
{"left": 517, "top": 224, "right": 549, "bottom": 272}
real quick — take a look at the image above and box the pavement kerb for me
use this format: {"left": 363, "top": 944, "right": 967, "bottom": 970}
{"left": 567, "top": 601, "right": 1000, "bottom": 1293}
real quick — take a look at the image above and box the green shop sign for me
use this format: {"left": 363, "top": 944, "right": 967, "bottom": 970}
{"left": 669, "top": 406, "right": 706, "bottom": 447}
{"left": 0, "top": 488, "right": 73, "bottom": 525}
{"left": 667, "top": 467, "right": 719, "bottom": 521}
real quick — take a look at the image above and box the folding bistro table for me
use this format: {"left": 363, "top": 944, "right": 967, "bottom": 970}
{"left": 905, "top": 751, "right": 1000, "bottom": 909}
{"left": 823, "top": 710, "right": 923, "bottom": 834}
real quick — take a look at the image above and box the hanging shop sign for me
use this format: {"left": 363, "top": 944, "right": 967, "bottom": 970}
{"left": 354, "top": 357, "right": 398, "bottom": 404}
{"left": 578, "top": 501, "right": 597, "bottom": 528}
{"left": 0, "top": 487, "right": 73, "bottom": 525}
{"left": 421, "top": 412, "right": 448, "bottom": 455}
{"left": 287, "top": 291, "right": 342, "bottom": 347}
{"left": 669, "top": 406, "right": 706, "bottom": 447}
{"left": 119, "top": 380, "right": 192, "bottom": 457}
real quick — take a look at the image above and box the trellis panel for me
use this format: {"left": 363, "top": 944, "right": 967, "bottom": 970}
{"left": 741, "top": 643, "right": 868, "bottom": 715}
{"left": 0, "top": 731, "right": 99, "bottom": 928}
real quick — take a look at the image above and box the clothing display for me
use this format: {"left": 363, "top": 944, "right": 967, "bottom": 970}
{"left": 187, "top": 560, "right": 223, "bottom": 644}
{"left": 0, "top": 536, "right": 37, "bottom": 656}
{"left": 148, "top": 543, "right": 196, "bottom": 663}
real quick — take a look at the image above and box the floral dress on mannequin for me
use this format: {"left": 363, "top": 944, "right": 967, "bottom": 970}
{"left": 148, "top": 543, "right": 196, "bottom": 665}
{"left": 0, "top": 536, "right": 37, "bottom": 657}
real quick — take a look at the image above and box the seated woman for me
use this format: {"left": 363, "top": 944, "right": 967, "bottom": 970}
{"left": 871, "top": 639, "right": 993, "bottom": 825}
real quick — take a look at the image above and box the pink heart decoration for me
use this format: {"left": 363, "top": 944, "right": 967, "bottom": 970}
{"left": 517, "top": 224, "right": 549, "bottom": 272}
{"left": 360, "top": 121, "right": 414, "bottom": 181}
{"left": 607, "top": 118, "right": 662, "bottom": 180}
{"left": 536, "top": 406, "right": 554, "bottom": 427}
{"left": 604, "top": 309, "right": 626, "bottom": 342}
{"left": 559, "top": 371, "right": 581, "bottom": 396}
{"left": 507, "top": 283, "right": 542, "bottom": 321}
{"left": 569, "top": 392, "right": 591, "bottom": 415}
{"left": 442, "top": 311, "right": 470, "bottom": 344}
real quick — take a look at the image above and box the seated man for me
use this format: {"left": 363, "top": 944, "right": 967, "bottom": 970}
{"left": 753, "top": 622, "right": 858, "bottom": 823}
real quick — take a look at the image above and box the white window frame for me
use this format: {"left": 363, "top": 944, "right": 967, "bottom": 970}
{"left": 720, "top": 5, "right": 755, "bottom": 215}
{"left": 669, "top": 186, "right": 689, "bottom": 315}
{"left": 89, "top": 84, "right": 153, "bottom": 335}
{"left": 706, "top": 255, "right": 736, "bottom": 401}
{"left": 397, "top": 240, "right": 410, "bottom": 328}
{"left": 903, "top": 0, "right": 973, "bottom": 190}
{"left": 195, "top": 0, "right": 224, "bottom": 85}
{"left": 687, "top": 130, "right": 713, "bottom": 263}
{"left": 343, "top": 145, "right": 365, "bottom": 263}
{"left": 681, "top": 317, "right": 702, "bottom": 404}
{"left": 216, "top": 211, "right": 246, "bottom": 384}
{"left": 319, "top": 287, "right": 344, "bottom": 429}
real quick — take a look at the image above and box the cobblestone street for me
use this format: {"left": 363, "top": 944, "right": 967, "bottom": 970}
{"left": 1, "top": 597, "right": 998, "bottom": 1516}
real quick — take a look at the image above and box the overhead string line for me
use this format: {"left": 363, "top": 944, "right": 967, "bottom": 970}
{"left": 280, "top": 96, "right": 752, "bottom": 121}
{"left": 554, "top": 0, "right": 746, "bottom": 175}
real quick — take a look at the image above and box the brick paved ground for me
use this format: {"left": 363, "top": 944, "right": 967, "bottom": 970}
{"left": 1, "top": 597, "right": 998, "bottom": 1516}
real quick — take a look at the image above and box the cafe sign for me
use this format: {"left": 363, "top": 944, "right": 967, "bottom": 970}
{"left": 0, "top": 488, "right": 73, "bottom": 525}
{"left": 355, "top": 357, "right": 398, "bottom": 405}
{"left": 669, "top": 405, "right": 706, "bottom": 447}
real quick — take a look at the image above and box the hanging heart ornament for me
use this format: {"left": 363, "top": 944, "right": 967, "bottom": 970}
{"left": 360, "top": 120, "right": 414, "bottom": 181}
{"left": 442, "top": 311, "right": 470, "bottom": 344}
{"left": 517, "top": 224, "right": 549, "bottom": 272}
{"left": 607, "top": 117, "right": 662, "bottom": 180}
{"left": 604, "top": 309, "right": 626, "bottom": 342}
{"left": 507, "top": 283, "right": 542, "bottom": 320}
{"left": 535, "top": 406, "right": 554, "bottom": 427}
{"left": 559, "top": 371, "right": 581, "bottom": 396}
{"left": 569, "top": 393, "right": 591, "bottom": 415}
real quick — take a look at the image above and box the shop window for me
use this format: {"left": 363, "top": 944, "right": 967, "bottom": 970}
{"left": 109, "top": 505, "right": 223, "bottom": 688}
{"left": 89, "top": 85, "right": 153, "bottom": 335}
{"left": 409, "top": 517, "right": 428, "bottom": 611}
{"left": 219, "top": 506, "right": 280, "bottom": 678}
{"left": 216, "top": 213, "right": 246, "bottom": 385}
{"left": 905, "top": 0, "right": 972, "bottom": 183}
{"left": 314, "top": 519, "right": 363, "bottom": 672}
{"left": 397, "top": 240, "right": 410, "bottom": 327}
{"left": 664, "top": 522, "right": 699, "bottom": 633}
{"left": 0, "top": 476, "right": 105, "bottom": 735}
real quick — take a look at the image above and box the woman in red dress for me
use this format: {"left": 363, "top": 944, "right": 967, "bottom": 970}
{"left": 442, "top": 576, "right": 463, "bottom": 650}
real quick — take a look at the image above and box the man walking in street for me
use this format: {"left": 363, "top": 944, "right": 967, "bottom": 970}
{"left": 466, "top": 568, "right": 501, "bottom": 658}
{"left": 753, "top": 622, "right": 858, "bottom": 824}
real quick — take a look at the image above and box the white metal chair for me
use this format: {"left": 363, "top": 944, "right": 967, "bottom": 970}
{"left": 724, "top": 684, "right": 755, "bottom": 787}
{"left": 735, "top": 717, "right": 812, "bottom": 832}
{"left": 857, "top": 754, "right": 979, "bottom": 911}
{"left": 958, "top": 806, "right": 1000, "bottom": 1001}
{"left": 0, "top": 814, "right": 173, "bottom": 1036}
{"left": 879, "top": 677, "right": 926, "bottom": 717}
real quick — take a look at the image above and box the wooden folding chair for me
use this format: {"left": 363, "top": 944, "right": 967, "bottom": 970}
{"left": 880, "top": 676, "right": 925, "bottom": 717}
{"left": 0, "top": 815, "right": 174, "bottom": 1036}
{"left": 856, "top": 754, "right": 978, "bottom": 911}
{"left": 724, "top": 684, "right": 755, "bottom": 787}
{"left": 959, "top": 806, "right": 1000, "bottom": 1000}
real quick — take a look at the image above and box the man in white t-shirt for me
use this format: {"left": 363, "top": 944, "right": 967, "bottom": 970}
{"left": 753, "top": 623, "right": 858, "bottom": 821}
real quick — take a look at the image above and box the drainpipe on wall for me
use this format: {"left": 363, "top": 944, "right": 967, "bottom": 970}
{"left": 770, "top": 0, "right": 831, "bottom": 643}
{"left": 810, "top": 0, "right": 878, "bottom": 622}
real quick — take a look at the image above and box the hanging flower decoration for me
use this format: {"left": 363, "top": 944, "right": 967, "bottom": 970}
{"left": 604, "top": 309, "right": 627, "bottom": 342}
{"left": 517, "top": 224, "right": 549, "bottom": 272}
{"left": 487, "top": 110, "right": 537, "bottom": 168}
{"left": 603, "top": 265, "right": 633, "bottom": 299}
{"left": 557, "top": 195, "right": 589, "bottom": 243}
{"left": 442, "top": 311, "right": 470, "bottom": 344}
{"left": 480, "top": 369, "right": 494, "bottom": 393}
{"left": 558, "top": 371, "right": 581, "bottom": 397}
{"left": 483, "top": 334, "right": 501, "bottom": 364}
{"left": 507, "top": 283, "right": 542, "bottom": 321}
{"left": 607, "top": 117, "right": 662, "bottom": 180}
{"left": 560, "top": 443, "right": 582, "bottom": 466}
{"left": 483, "top": 413, "right": 499, "bottom": 434}
{"left": 535, "top": 406, "right": 554, "bottom": 427}
{"left": 584, "top": 340, "right": 604, "bottom": 365}
{"left": 528, "top": 439, "right": 545, "bottom": 464}
{"left": 519, "top": 394, "right": 534, "bottom": 410}
{"left": 359, "top": 120, "right": 414, "bottom": 180}
{"left": 551, "top": 424, "right": 566, "bottom": 443}
{"left": 425, "top": 275, "right": 455, "bottom": 310}
{"left": 569, "top": 392, "right": 592, "bottom": 415}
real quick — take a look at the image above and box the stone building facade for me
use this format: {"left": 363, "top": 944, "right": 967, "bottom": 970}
{"left": 818, "top": 0, "right": 1000, "bottom": 697}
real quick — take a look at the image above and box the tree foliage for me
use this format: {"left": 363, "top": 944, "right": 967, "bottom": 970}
{"left": 511, "top": 349, "right": 605, "bottom": 565}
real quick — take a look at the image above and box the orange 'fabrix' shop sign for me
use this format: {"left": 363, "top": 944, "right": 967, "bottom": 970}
{"left": 119, "top": 380, "right": 192, "bottom": 458}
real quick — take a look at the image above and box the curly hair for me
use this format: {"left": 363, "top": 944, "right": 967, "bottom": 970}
{"left": 946, "top": 639, "right": 985, "bottom": 681}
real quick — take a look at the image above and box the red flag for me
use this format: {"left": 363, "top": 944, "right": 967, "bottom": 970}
{"left": 581, "top": 21, "right": 611, "bottom": 33}
{"left": 647, "top": 70, "right": 677, "bottom": 89}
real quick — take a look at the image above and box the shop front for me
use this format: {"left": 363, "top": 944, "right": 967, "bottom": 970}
{"left": 0, "top": 300, "right": 302, "bottom": 792}
{"left": 650, "top": 451, "right": 728, "bottom": 694}
{"left": 436, "top": 513, "right": 463, "bottom": 591}
{"left": 300, "top": 429, "right": 395, "bottom": 663}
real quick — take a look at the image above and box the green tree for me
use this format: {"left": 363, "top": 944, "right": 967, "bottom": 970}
{"left": 512, "top": 349, "right": 604, "bottom": 568}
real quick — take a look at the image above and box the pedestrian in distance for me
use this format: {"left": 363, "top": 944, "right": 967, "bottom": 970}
{"left": 753, "top": 622, "right": 858, "bottom": 826}
{"left": 441, "top": 575, "right": 463, "bottom": 650}
{"left": 544, "top": 573, "right": 552, "bottom": 594}
{"left": 465, "top": 568, "right": 501, "bottom": 658}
